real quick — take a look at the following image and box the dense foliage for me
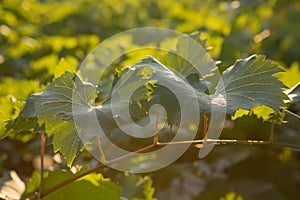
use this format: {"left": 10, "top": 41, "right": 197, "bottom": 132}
{"left": 1, "top": 0, "right": 300, "bottom": 199}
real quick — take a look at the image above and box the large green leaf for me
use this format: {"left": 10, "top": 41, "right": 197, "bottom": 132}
{"left": 42, "top": 170, "right": 120, "bottom": 200}
{"left": 22, "top": 71, "right": 95, "bottom": 167}
{"left": 22, "top": 71, "right": 95, "bottom": 119}
{"left": 40, "top": 115, "right": 83, "bottom": 167}
{"left": 130, "top": 56, "right": 211, "bottom": 109}
{"left": 24, "top": 167, "right": 120, "bottom": 200}
{"left": 216, "top": 55, "right": 288, "bottom": 114}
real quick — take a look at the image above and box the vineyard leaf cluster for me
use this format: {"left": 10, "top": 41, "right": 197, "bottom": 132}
{"left": 8, "top": 52, "right": 293, "bottom": 167}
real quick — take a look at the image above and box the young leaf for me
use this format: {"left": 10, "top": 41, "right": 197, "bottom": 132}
{"left": 216, "top": 55, "right": 288, "bottom": 115}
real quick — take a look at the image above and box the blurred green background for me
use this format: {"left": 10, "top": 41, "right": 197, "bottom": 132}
{"left": 1, "top": 0, "right": 300, "bottom": 199}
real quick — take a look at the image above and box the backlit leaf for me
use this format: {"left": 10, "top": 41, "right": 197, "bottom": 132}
{"left": 22, "top": 71, "right": 95, "bottom": 167}
{"left": 25, "top": 167, "right": 120, "bottom": 200}
{"left": 216, "top": 55, "right": 288, "bottom": 115}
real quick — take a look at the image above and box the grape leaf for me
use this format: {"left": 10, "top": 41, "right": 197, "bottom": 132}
{"left": 5, "top": 116, "right": 37, "bottom": 142}
{"left": 216, "top": 55, "right": 289, "bottom": 115}
{"left": 53, "top": 57, "right": 78, "bottom": 79}
{"left": 162, "top": 31, "right": 214, "bottom": 78}
{"left": 116, "top": 56, "right": 211, "bottom": 125}
{"left": 131, "top": 56, "right": 211, "bottom": 106}
{"left": 231, "top": 105, "right": 285, "bottom": 124}
{"left": 0, "top": 97, "right": 23, "bottom": 139}
{"left": 22, "top": 71, "right": 95, "bottom": 119}
{"left": 41, "top": 115, "right": 83, "bottom": 167}
{"left": 22, "top": 71, "right": 95, "bottom": 167}
{"left": 25, "top": 167, "right": 120, "bottom": 200}
{"left": 18, "top": 55, "right": 291, "bottom": 167}
{"left": 186, "top": 73, "right": 211, "bottom": 93}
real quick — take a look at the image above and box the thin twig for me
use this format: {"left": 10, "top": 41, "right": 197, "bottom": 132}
{"left": 28, "top": 136, "right": 300, "bottom": 200}
{"left": 270, "top": 142, "right": 300, "bottom": 150}
{"left": 284, "top": 108, "right": 300, "bottom": 119}
{"left": 28, "top": 142, "right": 156, "bottom": 200}
{"left": 157, "top": 139, "right": 267, "bottom": 146}
{"left": 107, "top": 144, "right": 156, "bottom": 164}
{"left": 157, "top": 138, "right": 300, "bottom": 150}
{"left": 29, "top": 164, "right": 104, "bottom": 200}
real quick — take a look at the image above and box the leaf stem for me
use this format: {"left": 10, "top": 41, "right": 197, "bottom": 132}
{"left": 107, "top": 144, "right": 156, "bottom": 164}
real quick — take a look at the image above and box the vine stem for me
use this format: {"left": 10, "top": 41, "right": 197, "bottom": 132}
{"left": 107, "top": 143, "right": 156, "bottom": 164}
{"left": 38, "top": 130, "right": 45, "bottom": 200}
{"left": 157, "top": 139, "right": 300, "bottom": 150}
{"left": 28, "top": 164, "right": 104, "bottom": 200}
{"left": 28, "top": 137, "right": 300, "bottom": 200}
